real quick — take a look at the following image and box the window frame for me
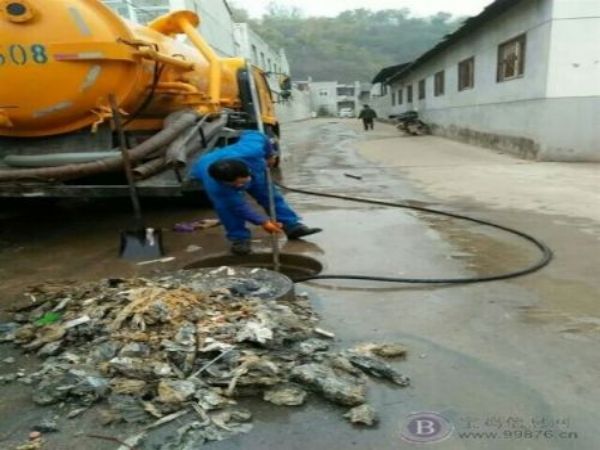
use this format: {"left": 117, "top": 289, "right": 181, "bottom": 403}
{"left": 418, "top": 79, "right": 426, "bottom": 100}
{"left": 104, "top": 0, "right": 169, "bottom": 22}
{"left": 458, "top": 57, "right": 475, "bottom": 91}
{"left": 434, "top": 70, "right": 445, "bottom": 97}
{"left": 497, "top": 34, "right": 527, "bottom": 82}
{"left": 251, "top": 45, "right": 258, "bottom": 65}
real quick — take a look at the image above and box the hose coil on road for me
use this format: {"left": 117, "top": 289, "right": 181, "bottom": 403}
{"left": 276, "top": 182, "right": 553, "bottom": 285}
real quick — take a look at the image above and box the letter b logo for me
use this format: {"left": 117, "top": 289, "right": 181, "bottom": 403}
{"left": 414, "top": 419, "right": 439, "bottom": 436}
{"left": 401, "top": 412, "right": 453, "bottom": 443}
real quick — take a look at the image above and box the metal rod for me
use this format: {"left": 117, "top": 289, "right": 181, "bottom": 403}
{"left": 265, "top": 166, "right": 281, "bottom": 271}
{"left": 246, "top": 63, "right": 280, "bottom": 272}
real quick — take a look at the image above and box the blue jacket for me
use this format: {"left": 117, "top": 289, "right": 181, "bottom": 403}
{"left": 190, "top": 131, "right": 273, "bottom": 225}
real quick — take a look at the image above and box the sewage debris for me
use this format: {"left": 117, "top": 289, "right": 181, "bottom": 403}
{"left": 1, "top": 270, "right": 410, "bottom": 447}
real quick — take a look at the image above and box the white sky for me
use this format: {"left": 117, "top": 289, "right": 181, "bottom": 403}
{"left": 241, "top": 0, "right": 495, "bottom": 18}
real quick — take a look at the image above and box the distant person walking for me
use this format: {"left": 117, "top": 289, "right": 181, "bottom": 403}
{"left": 359, "top": 104, "right": 377, "bottom": 131}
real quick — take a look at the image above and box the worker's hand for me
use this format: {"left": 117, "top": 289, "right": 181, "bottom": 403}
{"left": 262, "top": 220, "right": 283, "bottom": 234}
{"left": 267, "top": 155, "right": 278, "bottom": 168}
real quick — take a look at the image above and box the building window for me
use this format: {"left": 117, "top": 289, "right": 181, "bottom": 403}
{"left": 418, "top": 79, "right": 426, "bottom": 100}
{"left": 407, "top": 85, "right": 413, "bottom": 103}
{"left": 319, "top": 89, "right": 328, "bottom": 97}
{"left": 260, "top": 52, "right": 266, "bottom": 69}
{"left": 251, "top": 45, "right": 258, "bottom": 65}
{"left": 104, "top": 0, "right": 169, "bottom": 22}
{"left": 434, "top": 70, "right": 445, "bottom": 96}
{"left": 398, "top": 88, "right": 403, "bottom": 104}
{"left": 458, "top": 57, "right": 475, "bottom": 91}
{"left": 498, "top": 34, "right": 526, "bottom": 82}
{"left": 381, "top": 85, "right": 388, "bottom": 96}
{"left": 391, "top": 91, "right": 396, "bottom": 106}
{"left": 337, "top": 87, "right": 355, "bottom": 97}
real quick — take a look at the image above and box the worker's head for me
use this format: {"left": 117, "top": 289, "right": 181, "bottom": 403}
{"left": 208, "top": 159, "right": 251, "bottom": 188}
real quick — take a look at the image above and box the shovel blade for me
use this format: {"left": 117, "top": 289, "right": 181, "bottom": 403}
{"left": 119, "top": 228, "right": 164, "bottom": 261}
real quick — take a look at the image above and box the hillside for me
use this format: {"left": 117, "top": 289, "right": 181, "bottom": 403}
{"left": 231, "top": 5, "right": 464, "bottom": 82}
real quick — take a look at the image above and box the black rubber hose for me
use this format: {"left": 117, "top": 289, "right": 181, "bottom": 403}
{"left": 276, "top": 182, "right": 553, "bottom": 284}
{"left": 123, "top": 60, "right": 165, "bottom": 126}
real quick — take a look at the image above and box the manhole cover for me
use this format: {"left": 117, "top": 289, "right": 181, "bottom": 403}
{"left": 180, "top": 266, "right": 293, "bottom": 301}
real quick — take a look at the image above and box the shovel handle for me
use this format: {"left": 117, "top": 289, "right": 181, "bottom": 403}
{"left": 109, "top": 95, "right": 143, "bottom": 224}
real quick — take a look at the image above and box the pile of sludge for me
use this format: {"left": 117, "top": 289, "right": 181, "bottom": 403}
{"left": 0, "top": 271, "right": 409, "bottom": 448}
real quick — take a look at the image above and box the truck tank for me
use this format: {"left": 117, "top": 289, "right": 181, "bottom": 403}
{"left": 0, "top": 0, "right": 247, "bottom": 138}
{"left": 0, "top": 0, "right": 279, "bottom": 196}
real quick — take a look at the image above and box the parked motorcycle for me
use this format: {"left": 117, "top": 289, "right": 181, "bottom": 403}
{"left": 391, "top": 111, "right": 430, "bottom": 136}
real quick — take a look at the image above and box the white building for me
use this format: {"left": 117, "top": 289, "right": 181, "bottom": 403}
{"left": 373, "top": 0, "right": 600, "bottom": 162}
{"left": 310, "top": 81, "right": 372, "bottom": 117}
{"left": 370, "top": 63, "right": 411, "bottom": 118}
{"left": 232, "top": 23, "right": 292, "bottom": 104}
{"left": 233, "top": 23, "right": 290, "bottom": 77}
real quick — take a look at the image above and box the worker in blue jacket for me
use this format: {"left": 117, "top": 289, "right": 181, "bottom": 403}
{"left": 190, "top": 130, "right": 321, "bottom": 255}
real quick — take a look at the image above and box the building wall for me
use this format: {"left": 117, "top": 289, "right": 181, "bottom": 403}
{"left": 189, "top": 0, "right": 236, "bottom": 57}
{"left": 387, "top": 0, "right": 599, "bottom": 161}
{"left": 309, "top": 81, "right": 371, "bottom": 116}
{"left": 233, "top": 24, "right": 290, "bottom": 76}
{"left": 370, "top": 83, "right": 393, "bottom": 118}
{"left": 232, "top": 23, "right": 292, "bottom": 102}
{"left": 545, "top": 0, "right": 600, "bottom": 97}
{"left": 358, "top": 83, "right": 373, "bottom": 106}
{"left": 310, "top": 82, "right": 338, "bottom": 116}
{"left": 275, "top": 88, "right": 313, "bottom": 123}
{"left": 103, "top": 0, "right": 170, "bottom": 23}
{"left": 391, "top": 0, "right": 553, "bottom": 114}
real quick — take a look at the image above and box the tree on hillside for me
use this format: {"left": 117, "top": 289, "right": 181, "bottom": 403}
{"left": 229, "top": 2, "right": 464, "bottom": 82}
{"left": 228, "top": 3, "right": 249, "bottom": 22}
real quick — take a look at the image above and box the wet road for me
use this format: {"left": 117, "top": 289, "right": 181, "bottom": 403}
{"left": 1, "top": 119, "right": 599, "bottom": 449}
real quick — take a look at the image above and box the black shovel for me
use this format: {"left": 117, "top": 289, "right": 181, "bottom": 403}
{"left": 109, "top": 95, "right": 164, "bottom": 261}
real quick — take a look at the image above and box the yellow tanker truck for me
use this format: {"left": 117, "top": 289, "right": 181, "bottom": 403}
{"left": 0, "top": 0, "right": 280, "bottom": 197}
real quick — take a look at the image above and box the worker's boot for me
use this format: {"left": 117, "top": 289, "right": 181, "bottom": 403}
{"left": 285, "top": 224, "right": 323, "bottom": 240}
{"left": 230, "top": 240, "right": 251, "bottom": 255}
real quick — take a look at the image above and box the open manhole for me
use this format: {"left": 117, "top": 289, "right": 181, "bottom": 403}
{"left": 185, "top": 253, "right": 323, "bottom": 280}
{"left": 183, "top": 254, "right": 322, "bottom": 301}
